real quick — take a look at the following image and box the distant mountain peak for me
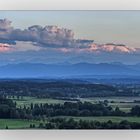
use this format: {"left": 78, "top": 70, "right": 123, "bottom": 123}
{"left": 0, "top": 62, "right": 139, "bottom": 78}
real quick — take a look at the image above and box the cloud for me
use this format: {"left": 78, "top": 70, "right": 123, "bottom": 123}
{"left": 12, "top": 41, "right": 44, "bottom": 52}
{"left": 0, "top": 43, "right": 12, "bottom": 52}
{"left": 0, "top": 18, "right": 138, "bottom": 55}
{"left": 0, "top": 19, "right": 13, "bottom": 32}
{"left": 0, "top": 19, "right": 75, "bottom": 48}
{"left": 88, "top": 43, "right": 136, "bottom": 53}
{"left": 55, "top": 42, "right": 137, "bottom": 54}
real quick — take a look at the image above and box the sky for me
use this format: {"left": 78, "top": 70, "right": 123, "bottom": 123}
{"left": 0, "top": 11, "right": 140, "bottom": 64}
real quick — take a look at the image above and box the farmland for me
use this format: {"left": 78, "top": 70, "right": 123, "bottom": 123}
{"left": 11, "top": 96, "right": 67, "bottom": 108}
{"left": 0, "top": 119, "right": 41, "bottom": 129}
{"left": 1, "top": 116, "right": 140, "bottom": 129}
{"left": 0, "top": 79, "right": 140, "bottom": 129}
{"left": 10, "top": 96, "right": 140, "bottom": 112}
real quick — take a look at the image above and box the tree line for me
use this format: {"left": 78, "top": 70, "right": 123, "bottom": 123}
{"left": 34, "top": 118, "right": 140, "bottom": 129}
{"left": 1, "top": 96, "right": 140, "bottom": 120}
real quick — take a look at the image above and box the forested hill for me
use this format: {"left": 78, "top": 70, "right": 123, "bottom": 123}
{"left": 0, "top": 80, "right": 137, "bottom": 97}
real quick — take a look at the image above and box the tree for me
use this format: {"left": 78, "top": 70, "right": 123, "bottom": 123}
{"left": 119, "top": 120, "right": 131, "bottom": 129}
{"left": 114, "top": 107, "right": 125, "bottom": 116}
{"left": 30, "top": 124, "right": 33, "bottom": 128}
{"left": 103, "top": 100, "right": 109, "bottom": 106}
{"left": 45, "top": 123, "right": 55, "bottom": 129}
{"left": 30, "top": 103, "right": 34, "bottom": 110}
{"left": 131, "top": 105, "right": 140, "bottom": 116}
{"left": 17, "top": 95, "right": 20, "bottom": 100}
{"left": 39, "top": 123, "right": 44, "bottom": 128}
{"left": 32, "top": 124, "right": 35, "bottom": 128}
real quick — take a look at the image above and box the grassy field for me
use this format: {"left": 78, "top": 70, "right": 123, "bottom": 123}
{"left": 10, "top": 96, "right": 140, "bottom": 112}
{"left": 3, "top": 96, "right": 140, "bottom": 129}
{"left": 12, "top": 96, "right": 66, "bottom": 108}
{"left": 0, "top": 119, "right": 41, "bottom": 129}
{"left": 53, "top": 116, "right": 140, "bottom": 123}
{"left": 82, "top": 97, "right": 140, "bottom": 102}
{"left": 81, "top": 97, "right": 140, "bottom": 112}
{"left": 109, "top": 102, "right": 140, "bottom": 112}
{"left": 1, "top": 116, "right": 140, "bottom": 129}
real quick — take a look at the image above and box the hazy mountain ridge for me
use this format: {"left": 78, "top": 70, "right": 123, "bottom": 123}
{"left": 0, "top": 62, "right": 140, "bottom": 78}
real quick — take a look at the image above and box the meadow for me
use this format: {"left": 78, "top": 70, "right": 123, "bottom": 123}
{"left": 0, "top": 96, "right": 140, "bottom": 129}
{"left": 11, "top": 96, "right": 140, "bottom": 112}
{"left": 1, "top": 96, "right": 140, "bottom": 129}
{"left": 12, "top": 96, "right": 66, "bottom": 108}
{"left": 0, "top": 119, "right": 40, "bottom": 129}
{"left": 1, "top": 116, "right": 140, "bottom": 129}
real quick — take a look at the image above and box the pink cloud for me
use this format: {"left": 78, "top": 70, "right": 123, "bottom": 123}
{"left": 0, "top": 43, "right": 12, "bottom": 52}
{"left": 57, "top": 48, "right": 72, "bottom": 53}
{"left": 56, "top": 47, "right": 88, "bottom": 53}
{"left": 88, "top": 43, "right": 136, "bottom": 53}
{"left": 55, "top": 42, "right": 137, "bottom": 54}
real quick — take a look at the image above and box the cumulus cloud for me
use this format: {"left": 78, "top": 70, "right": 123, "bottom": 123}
{"left": 55, "top": 42, "right": 137, "bottom": 54}
{"left": 0, "top": 19, "right": 75, "bottom": 48}
{"left": 0, "top": 18, "right": 138, "bottom": 55}
{"left": 12, "top": 41, "right": 44, "bottom": 52}
{"left": 0, "top": 19, "right": 13, "bottom": 31}
{"left": 88, "top": 43, "right": 136, "bottom": 53}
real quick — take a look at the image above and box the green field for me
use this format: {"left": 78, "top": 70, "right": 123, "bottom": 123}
{"left": 11, "top": 96, "right": 140, "bottom": 112}
{"left": 1, "top": 116, "right": 140, "bottom": 129}
{"left": 82, "top": 97, "right": 140, "bottom": 102}
{"left": 81, "top": 97, "right": 140, "bottom": 112}
{"left": 0, "top": 119, "right": 41, "bottom": 129}
{"left": 12, "top": 96, "right": 66, "bottom": 108}
{"left": 53, "top": 116, "right": 140, "bottom": 123}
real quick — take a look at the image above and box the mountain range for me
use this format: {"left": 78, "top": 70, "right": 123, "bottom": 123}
{"left": 0, "top": 62, "right": 140, "bottom": 78}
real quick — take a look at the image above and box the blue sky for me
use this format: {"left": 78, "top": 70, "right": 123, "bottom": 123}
{"left": 0, "top": 11, "right": 140, "bottom": 65}
{"left": 0, "top": 11, "right": 140, "bottom": 48}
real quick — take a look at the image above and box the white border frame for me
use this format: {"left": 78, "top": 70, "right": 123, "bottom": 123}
{"left": 1, "top": 130, "right": 140, "bottom": 140}
{"left": 0, "top": 0, "right": 140, "bottom": 10}
{"left": 0, "top": 0, "right": 140, "bottom": 140}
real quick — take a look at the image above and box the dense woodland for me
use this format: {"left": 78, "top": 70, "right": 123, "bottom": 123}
{"left": 0, "top": 80, "right": 138, "bottom": 98}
